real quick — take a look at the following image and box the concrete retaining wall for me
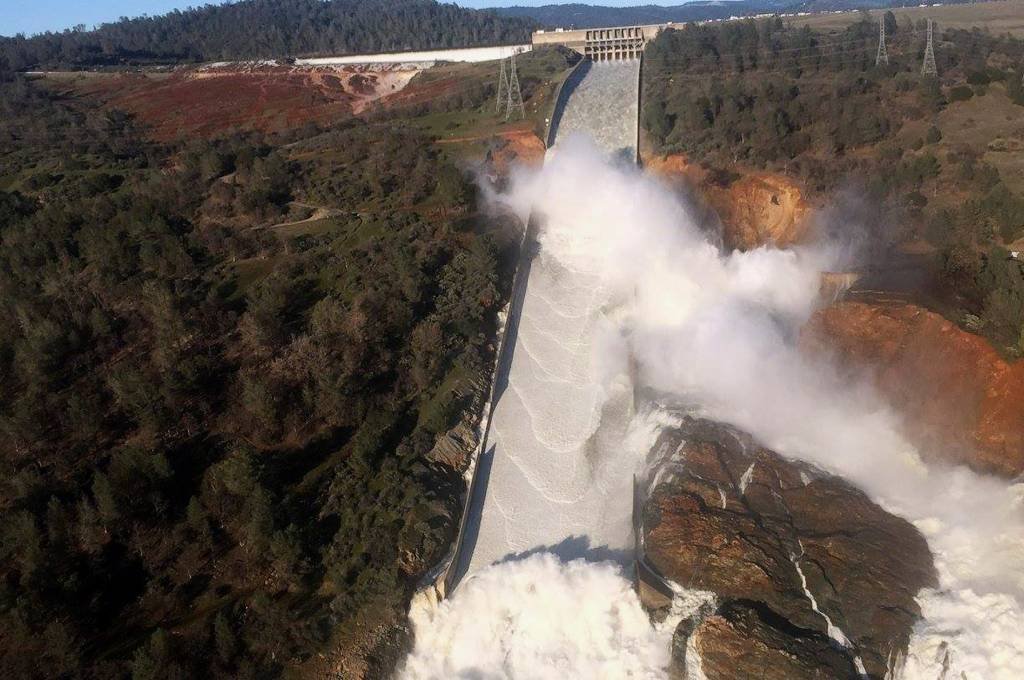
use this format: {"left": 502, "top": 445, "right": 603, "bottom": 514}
{"left": 414, "top": 57, "right": 586, "bottom": 601}
{"left": 545, "top": 57, "right": 587, "bottom": 149}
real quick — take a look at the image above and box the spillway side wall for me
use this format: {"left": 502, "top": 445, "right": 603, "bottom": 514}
{"left": 438, "top": 214, "right": 539, "bottom": 597}
{"left": 417, "top": 59, "right": 585, "bottom": 600}
{"left": 545, "top": 58, "right": 588, "bottom": 149}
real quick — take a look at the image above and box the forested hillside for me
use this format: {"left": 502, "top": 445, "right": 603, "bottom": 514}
{"left": 0, "top": 59, "right": 522, "bottom": 677}
{"left": 0, "top": 0, "right": 536, "bottom": 70}
{"left": 643, "top": 16, "right": 1024, "bottom": 354}
{"left": 494, "top": 1, "right": 792, "bottom": 28}
{"left": 493, "top": 0, "right": 981, "bottom": 29}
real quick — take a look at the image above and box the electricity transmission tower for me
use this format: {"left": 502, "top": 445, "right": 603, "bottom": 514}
{"left": 495, "top": 48, "right": 509, "bottom": 114}
{"left": 922, "top": 19, "right": 938, "bottom": 76}
{"left": 505, "top": 52, "right": 525, "bottom": 121}
{"left": 876, "top": 18, "right": 889, "bottom": 66}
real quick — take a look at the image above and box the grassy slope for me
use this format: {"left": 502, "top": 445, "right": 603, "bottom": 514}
{"left": 789, "top": 1, "right": 1024, "bottom": 37}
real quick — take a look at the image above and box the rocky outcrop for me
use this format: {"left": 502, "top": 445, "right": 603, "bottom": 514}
{"left": 802, "top": 301, "right": 1024, "bottom": 478}
{"left": 425, "top": 375, "right": 490, "bottom": 472}
{"left": 644, "top": 153, "right": 811, "bottom": 251}
{"left": 486, "top": 131, "right": 547, "bottom": 176}
{"left": 688, "top": 601, "right": 860, "bottom": 680}
{"left": 713, "top": 172, "right": 810, "bottom": 251}
{"left": 643, "top": 419, "right": 936, "bottom": 679}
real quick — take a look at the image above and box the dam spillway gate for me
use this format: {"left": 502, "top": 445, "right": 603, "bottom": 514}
{"left": 532, "top": 24, "right": 667, "bottom": 62}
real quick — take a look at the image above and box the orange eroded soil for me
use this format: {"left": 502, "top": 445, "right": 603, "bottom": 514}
{"left": 802, "top": 300, "right": 1024, "bottom": 478}
{"left": 485, "top": 129, "right": 547, "bottom": 174}
{"left": 645, "top": 152, "right": 811, "bottom": 250}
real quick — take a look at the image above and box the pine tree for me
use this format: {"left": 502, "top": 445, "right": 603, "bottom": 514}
{"left": 92, "top": 472, "right": 119, "bottom": 523}
{"left": 1007, "top": 69, "right": 1024, "bottom": 106}
{"left": 213, "top": 612, "right": 236, "bottom": 665}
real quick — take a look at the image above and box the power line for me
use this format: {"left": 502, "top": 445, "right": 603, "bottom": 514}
{"left": 505, "top": 51, "right": 524, "bottom": 121}
{"left": 495, "top": 47, "right": 509, "bottom": 114}
{"left": 922, "top": 18, "right": 938, "bottom": 76}
{"left": 641, "top": 42, "right": 919, "bottom": 83}
{"left": 876, "top": 18, "right": 889, "bottom": 67}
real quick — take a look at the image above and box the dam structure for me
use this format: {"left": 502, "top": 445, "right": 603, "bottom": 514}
{"left": 450, "top": 59, "right": 642, "bottom": 588}
{"left": 533, "top": 24, "right": 668, "bottom": 61}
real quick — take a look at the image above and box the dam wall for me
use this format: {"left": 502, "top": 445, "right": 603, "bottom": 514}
{"left": 533, "top": 24, "right": 666, "bottom": 61}
{"left": 296, "top": 44, "right": 530, "bottom": 66}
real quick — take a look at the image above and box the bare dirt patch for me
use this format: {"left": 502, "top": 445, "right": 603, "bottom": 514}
{"left": 58, "top": 63, "right": 422, "bottom": 140}
{"left": 802, "top": 300, "right": 1024, "bottom": 478}
{"left": 645, "top": 152, "right": 811, "bottom": 250}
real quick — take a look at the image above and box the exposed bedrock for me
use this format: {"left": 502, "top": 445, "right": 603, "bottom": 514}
{"left": 802, "top": 300, "right": 1024, "bottom": 478}
{"left": 685, "top": 600, "right": 860, "bottom": 680}
{"left": 643, "top": 153, "right": 811, "bottom": 251}
{"left": 643, "top": 419, "right": 936, "bottom": 679}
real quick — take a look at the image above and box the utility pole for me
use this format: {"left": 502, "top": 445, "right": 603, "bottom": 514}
{"left": 495, "top": 48, "right": 509, "bottom": 115}
{"left": 922, "top": 18, "right": 938, "bottom": 76}
{"left": 876, "top": 17, "right": 889, "bottom": 67}
{"left": 506, "top": 51, "right": 525, "bottom": 121}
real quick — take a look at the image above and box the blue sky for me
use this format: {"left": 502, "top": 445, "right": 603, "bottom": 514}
{"left": 1, "top": 1, "right": 687, "bottom": 38}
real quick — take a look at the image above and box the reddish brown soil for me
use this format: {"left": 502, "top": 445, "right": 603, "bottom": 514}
{"left": 485, "top": 129, "right": 546, "bottom": 174}
{"left": 645, "top": 152, "right": 811, "bottom": 250}
{"left": 65, "top": 64, "right": 420, "bottom": 141}
{"left": 375, "top": 74, "right": 462, "bottom": 111}
{"left": 802, "top": 301, "right": 1024, "bottom": 478}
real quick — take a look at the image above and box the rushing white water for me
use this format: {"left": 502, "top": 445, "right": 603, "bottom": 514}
{"left": 454, "top": 60, "right": 643, "bottom": 583}
{"left": 404, "top": 553, "right": 675, "bottom": 679}
{"left": 404, "top": 62, "right": 1024, "bottom": 680}
{"left": 505, "top": 140, "right": 1024, "bottom": 678}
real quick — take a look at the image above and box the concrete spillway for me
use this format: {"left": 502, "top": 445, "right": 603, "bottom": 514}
{"left": 453, "top": 60, "right": 642, "bottom": 585}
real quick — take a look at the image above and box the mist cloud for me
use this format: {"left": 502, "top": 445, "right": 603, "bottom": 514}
{"left": 404, "top": 139, "right": 1024, "bottom": 679}
{"left": 401, "top": 554, "right": 678, "bottom": 679}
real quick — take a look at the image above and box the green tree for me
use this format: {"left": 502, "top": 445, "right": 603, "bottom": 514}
{"left": 213, "top": 612, "right": 236, "bottom": 665}
{"left": 186, "top": 496, "right": 212, "bottom": 546}
{"left": 883, "top": 11, "right": 897, "bottom": 36}
{"left": 1008, "top": 70, "right": 1024, "bottom": 106}
{"left": 92, "top": 471, "right": 119, "bottom": 524}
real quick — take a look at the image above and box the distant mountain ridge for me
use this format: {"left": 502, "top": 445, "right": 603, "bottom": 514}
{"left": 492, "top": 1, "right": 969, "bottom": 29}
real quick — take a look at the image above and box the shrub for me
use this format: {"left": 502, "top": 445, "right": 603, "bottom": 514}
{"left": 1007, "top": 71, "right": 1024, "bottom": 105}
{"left": 948, "top": 85, "right": 974, "bottom": 102}
{"left": 967, "top": 70, "right": 991, "bottom": 86}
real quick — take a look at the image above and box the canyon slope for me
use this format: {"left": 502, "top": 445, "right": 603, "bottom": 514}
{"left": 803, "top": 300, "right": 1024, "bottom": 478}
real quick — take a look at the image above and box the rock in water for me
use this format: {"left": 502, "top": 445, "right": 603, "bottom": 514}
{"left": 691, "top": 601, "right": 860, "bottom": 680}
{"left": 642, "top": 419, "right": 936, "bottom": 679}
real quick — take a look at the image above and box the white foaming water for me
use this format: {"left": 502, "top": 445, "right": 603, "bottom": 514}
{"left": 404, "top": 71, "right": 1024, "bottom": 678}
{"left": 455, "top": 61, "right": 643, "bottom": 581}
{"left": 510, "top": 141, "right": 1024, "bottom": 678}
{"left": 404, "top": 554, "right": 676, "bottom": 679}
